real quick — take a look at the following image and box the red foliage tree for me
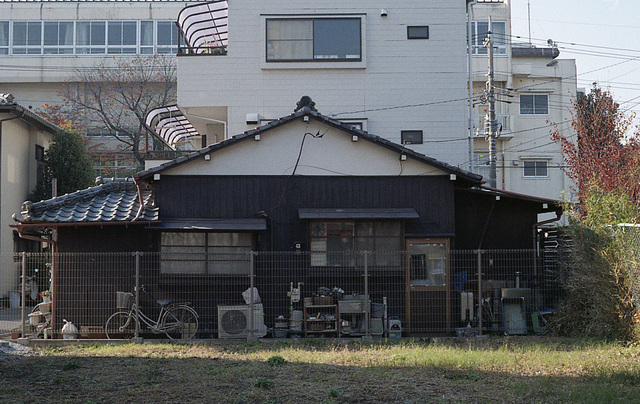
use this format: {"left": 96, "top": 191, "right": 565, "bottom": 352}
{"left": 551, "top": 84, "right": 640, "bottom": 205}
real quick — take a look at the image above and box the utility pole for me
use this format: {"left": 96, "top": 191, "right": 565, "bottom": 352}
{"left": 483, "top": 28, "right": 498, "bottom": 188}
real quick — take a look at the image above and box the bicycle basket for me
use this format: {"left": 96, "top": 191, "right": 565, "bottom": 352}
{"left": 116, "top": 292, "right": 134, "bottom": 310}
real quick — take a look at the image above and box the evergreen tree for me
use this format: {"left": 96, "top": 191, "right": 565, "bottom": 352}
{"left": 29, "top": 130, "right": 95, "bottom": 202}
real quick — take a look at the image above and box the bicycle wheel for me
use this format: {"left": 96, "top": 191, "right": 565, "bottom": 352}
{"left": 162, "top": 306, "right": 198, "bottom": 339}
{"left": 105, "top": 311, "right": 137, "bottom": 339}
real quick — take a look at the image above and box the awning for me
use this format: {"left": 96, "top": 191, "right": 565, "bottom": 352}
{"left": 177, "top": 0, "right": 228, "bottom": 54}
{"left": 152, "top": 218, "right": 267, "bottom": 231}
{"left": 298, "top": 208, "right": 420, "bottom": 220}
{"left": 145, "top": 105, "right": 200, "bottom": 150}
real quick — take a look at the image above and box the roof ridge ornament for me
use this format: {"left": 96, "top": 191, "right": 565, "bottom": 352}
{"left": 294, "top": 96, "right": 317, "bottom": 112}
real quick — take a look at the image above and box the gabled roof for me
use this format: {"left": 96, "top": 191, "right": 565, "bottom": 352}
{"left": 13, "top": 178, "right": 158, "bottom": 225}
{"left": 0, "top": 102, "right": 62, "bottom": 134}
{"left": 137, "top": 106, "right": 483, "bottom": 185}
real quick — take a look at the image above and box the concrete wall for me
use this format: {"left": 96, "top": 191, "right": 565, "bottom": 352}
{"left": 177, "top": 0, "right": 470, "bottom": 168}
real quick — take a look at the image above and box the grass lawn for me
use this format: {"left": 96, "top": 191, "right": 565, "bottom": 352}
{"left": 2, "top": 336, "right": 639, "bottom": 403}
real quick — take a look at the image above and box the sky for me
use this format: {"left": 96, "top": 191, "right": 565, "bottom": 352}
{"left": 510, "top": 0, "right": 640, "bottom": 120}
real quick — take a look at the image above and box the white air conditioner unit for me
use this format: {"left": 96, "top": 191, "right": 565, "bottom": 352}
{"left": 218, "top": 304, "right": 267, "bottom": 339}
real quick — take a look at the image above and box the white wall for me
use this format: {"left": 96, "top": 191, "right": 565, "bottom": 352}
{"left": 178, "top": 1, "right": 470, "bottom": 168}
{"left": 163, "top": 119, "right": 448, "bottom": 177}
{"left": 0, "top": 115, "right": 53, "bottom": 296}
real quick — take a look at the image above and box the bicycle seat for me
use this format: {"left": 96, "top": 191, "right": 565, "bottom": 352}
{"left": 157, "top": 299, "right": 172, "bottom": 306}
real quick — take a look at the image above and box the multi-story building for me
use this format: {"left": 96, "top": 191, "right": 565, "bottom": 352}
{"left": 175, "top": 0, "right": 471, "bottom": 168}
{"left": 468, "top": 0, "right": 576, "bottom": 201}
{"left": 0, "top": 0, "right": 197, "bottom": 175}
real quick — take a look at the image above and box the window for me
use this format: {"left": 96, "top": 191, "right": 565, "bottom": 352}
{"left": 156, "top": 21, "right": 180, "bottom": 54}
{"left": 409, "top": 242, "right": 447, "bottom": 286}
{"left": 35, "top": 144, "right": 45, "bottom": 186}
{"left": 13, "top": 22, "right": 42, "bottom": 54}
{"left": 160, "top": 232, "right": 253, "bottom": 275}
{"left": 520, "top": 94, "right": 549, "bottom": 115}
{"left": 76, "top": 21, "right": 106, "bottom": 54}
{"left": 0, "top": 22, "right": 8, "bottom": 55}
{"left": 44, "top": 22, "right": 74, "bottom": 54}
{"left": 523, "top": 160, "right": 548, "bottom": 178}
{"left": 266, "top": 18, "right": 361, "bottom": 62}
{"left": 401, "top": 130, "right": 423, "bottom": 145}
{"left": 469, "top": 21, "right": 506, "bottom": 55}
{"left": 107, "top": 21, "right": 137, "bottom": 54}
{"left": 309, "top": 221, "right": 402, "bottom": 267}
{"left": 140, "top": 21, "right": 154, "bottom": 54}
{"left": 5, "top": 20, "right": 178, "bottom": 56}
{"left": 407, "top": 26, "right": 429, "bottom": 39}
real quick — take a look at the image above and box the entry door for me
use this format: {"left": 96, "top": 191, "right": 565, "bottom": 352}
{"left": 406, "top": 238, "right": 450, "bottom": 335}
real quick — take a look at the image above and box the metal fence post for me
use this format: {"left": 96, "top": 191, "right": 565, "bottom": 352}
{"left": 134, "top": 251, "right": 141, "bottom": 339}
{"left": 21, "top": 252, "right": 26, "bottom": 339}
{"left": 248, "top": 251, "right": 256, "bottom": 342}
{"left": 477, "top": 249, "right": 483, "bottom": 336}
{"left": 364, "top": 251, "right": 370, "bottom": 339}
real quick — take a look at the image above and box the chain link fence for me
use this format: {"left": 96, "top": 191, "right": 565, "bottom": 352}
{"left": 1, "top": 249, "right": 562, "bottom": 340}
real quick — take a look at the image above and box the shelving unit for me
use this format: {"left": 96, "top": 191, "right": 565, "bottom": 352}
{"left": 338, "top": 299, "right": 368, "bottom": 337}
{"left": 303, "top": 304, "right": 338, "bottom": 337}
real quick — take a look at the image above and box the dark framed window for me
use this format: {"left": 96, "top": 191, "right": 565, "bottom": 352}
{"left": 35, "top": 144, "right": 45, "bottom": 186}
{"left": 401, "top": 130, "right": 423, "bottom": 145}
{"left": 160, "top": 232, "right": 253, "bottom": 275}
{"left": 309, "top": 221, "right": 402, "bottom": 267}
{"left": 523, "top": 160, "right": 548, "bottom": 177}
{"left": 407, "top": 26, "right": 429, "bottom": 39}
{"left": 266, "top": 18, "right": 361, "bottom": 62}
{"left": 520, "top": 94, "right": 549, "bottom": 115}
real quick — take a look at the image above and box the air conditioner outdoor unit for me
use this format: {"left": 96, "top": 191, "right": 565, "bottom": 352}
{"left": 218, "top": 304, "right": 267, "bottom": 339}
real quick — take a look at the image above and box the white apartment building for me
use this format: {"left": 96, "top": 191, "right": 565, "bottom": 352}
{"left": 468, "top": 0, "right": 576, "bottom": 201}
{"left": 175, "top": 0, "right": 471, "bottom": 168}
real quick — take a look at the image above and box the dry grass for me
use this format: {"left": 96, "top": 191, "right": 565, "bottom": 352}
{"left": 2, "top": 336, "right": 640, "bottom": 403}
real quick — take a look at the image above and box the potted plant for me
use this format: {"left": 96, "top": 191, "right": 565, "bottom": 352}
{"left": 40, "top": 290, "right": 52, "bottom": 304}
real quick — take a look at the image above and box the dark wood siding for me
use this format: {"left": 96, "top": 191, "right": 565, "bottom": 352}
{"left": 454, "top": 189, "right": 541, "bottom": 250}
{"left": 153, "top": 175, "right": 455, "bottom": 250}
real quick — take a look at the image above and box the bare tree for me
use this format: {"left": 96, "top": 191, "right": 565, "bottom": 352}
{"left": 62, "top": 55, "right": 176, "bottom": 168}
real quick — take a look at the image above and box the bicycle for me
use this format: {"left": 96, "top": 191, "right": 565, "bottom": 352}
{"left": 105, "top": 288, "right": 199, "bottom": 340}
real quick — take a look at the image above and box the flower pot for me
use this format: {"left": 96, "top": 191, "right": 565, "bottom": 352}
{"left": 42, "top": 295, "right": 51, "bottom": 304}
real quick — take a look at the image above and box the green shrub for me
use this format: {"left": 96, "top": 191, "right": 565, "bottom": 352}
{"left": 554, "top": 186, "right": 640, "bottom": 340}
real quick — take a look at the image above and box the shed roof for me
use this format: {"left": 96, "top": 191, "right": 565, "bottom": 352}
{"left": 13, "top": 178, "right": 158, "bottom": 224}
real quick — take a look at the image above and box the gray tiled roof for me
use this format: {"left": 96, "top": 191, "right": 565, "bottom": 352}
{"left": 14, "top": 178, "right": 158, "bottom": 224}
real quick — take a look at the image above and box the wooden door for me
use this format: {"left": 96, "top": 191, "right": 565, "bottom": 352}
{"left": 405, "top": 238, "right": 450, "bottom": 335}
